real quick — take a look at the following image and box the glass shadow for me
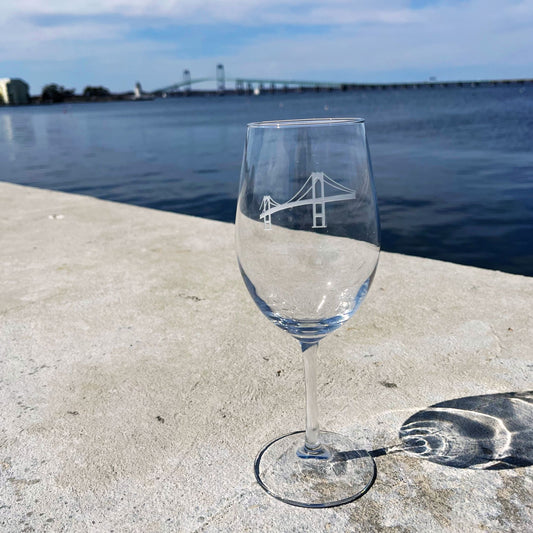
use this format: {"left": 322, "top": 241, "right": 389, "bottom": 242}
{"left": 398, "top": 391, "right": 533, "bottom": 470}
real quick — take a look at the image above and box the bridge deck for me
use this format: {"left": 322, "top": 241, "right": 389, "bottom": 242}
{"left": 259, "top": 192, "right": 356, "bottom": 219}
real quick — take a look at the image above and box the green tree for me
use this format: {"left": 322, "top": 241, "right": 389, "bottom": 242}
{"left": 82, "top": 86, "right": 111, "bottom": 98}
{"left": 41, "top": 84, "right": 75, "bottom": 103}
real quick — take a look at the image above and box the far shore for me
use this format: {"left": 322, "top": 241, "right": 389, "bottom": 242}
{"left": 0, "top": 77, "right": 530, "bottom": 107}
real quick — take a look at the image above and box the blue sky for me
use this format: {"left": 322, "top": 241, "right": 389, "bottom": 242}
{"left": 1, "top": 1, "right": 532, "bottom": 94}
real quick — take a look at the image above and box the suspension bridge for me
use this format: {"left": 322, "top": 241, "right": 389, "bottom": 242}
{"left": 149, "top": 63, "right": 533, "bottom": 96}
{"left": 155, "top": 64, "right": 343, "bottom": 94}
{"left": 259, "top": 172, "right": 356, "bottom": 230}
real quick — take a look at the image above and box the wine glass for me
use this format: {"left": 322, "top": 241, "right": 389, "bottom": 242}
{"left": 235, "top": 118, "right": 380, "bottom": 508}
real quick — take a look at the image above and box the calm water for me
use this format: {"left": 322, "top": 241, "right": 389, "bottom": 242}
{"left": 1, "top": 86, "right": 532, "bottom": 276}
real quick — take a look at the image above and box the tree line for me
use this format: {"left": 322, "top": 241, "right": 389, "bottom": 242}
{"left": 40, "top": 84, "right": 113, "bottom": 103}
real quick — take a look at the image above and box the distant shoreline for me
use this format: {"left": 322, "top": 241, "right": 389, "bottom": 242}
{"left": 1, "top": 77, "right": 531, "bottom": 107}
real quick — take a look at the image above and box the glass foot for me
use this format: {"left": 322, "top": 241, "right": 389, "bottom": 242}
{"left": 254, "top": 430, "right": 376, "bottom": 508}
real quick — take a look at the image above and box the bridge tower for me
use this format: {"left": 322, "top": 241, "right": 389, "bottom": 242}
{"left": 183, "top": 69, "right": 191, "bottom": 93}
{"left": 311, "top": 172, "right": 326, "bottom": 228}
{"left": 260, "top": 196, "right": 273, "bottom": 230}
{"left": 216, "top": 64, "right": 225, "bottom": 93}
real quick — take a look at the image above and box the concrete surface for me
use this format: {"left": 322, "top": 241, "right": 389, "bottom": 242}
{"left": 0, "top": 182, "right": 532, "bottom": 532}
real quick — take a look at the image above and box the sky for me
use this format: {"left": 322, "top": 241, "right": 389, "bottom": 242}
{"left": 1, "top": 0, "right": 532, "bottom": 94}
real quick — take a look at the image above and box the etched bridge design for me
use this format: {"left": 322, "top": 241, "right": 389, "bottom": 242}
{"left": 259, "top": 172, "right": 356, "bottom": 230}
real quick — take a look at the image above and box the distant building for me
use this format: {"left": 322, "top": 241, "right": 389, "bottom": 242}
{"left": 0, "top": 78, "right": 30, "bottom": 105}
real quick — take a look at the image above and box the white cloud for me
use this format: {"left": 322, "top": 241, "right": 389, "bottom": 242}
{"left": 210, "top": 0, "right": 533, "bottom": 76}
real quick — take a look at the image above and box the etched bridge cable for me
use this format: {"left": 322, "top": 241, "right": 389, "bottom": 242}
{"left": 259, "top": 172, "right": 356, "bottom": 229}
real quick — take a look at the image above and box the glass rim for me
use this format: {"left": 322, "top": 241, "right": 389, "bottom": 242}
{"left": 247, "top": 117, "right": 365, "bottom": 128}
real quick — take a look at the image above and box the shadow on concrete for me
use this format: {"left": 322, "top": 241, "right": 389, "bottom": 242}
{"left": 383, "top": 391, "right": 533, "bottom": 470}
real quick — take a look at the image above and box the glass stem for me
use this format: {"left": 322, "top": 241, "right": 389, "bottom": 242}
{"left": 301, "top": 341, "right": 321, "bottom": 451}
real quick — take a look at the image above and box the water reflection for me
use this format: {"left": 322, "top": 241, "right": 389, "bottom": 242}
{"left": 1, "top": 114, "right": 14, "bottom": 144}
{"left": 1, "top": 111, "right": 38, "bottom": 166}
{"left": 398, "top": 391, "right": 533, "bottom": 469}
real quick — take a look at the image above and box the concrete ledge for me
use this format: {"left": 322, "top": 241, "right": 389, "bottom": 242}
{"left": 1, "top": 182, "right": 532, "bottom": 531}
